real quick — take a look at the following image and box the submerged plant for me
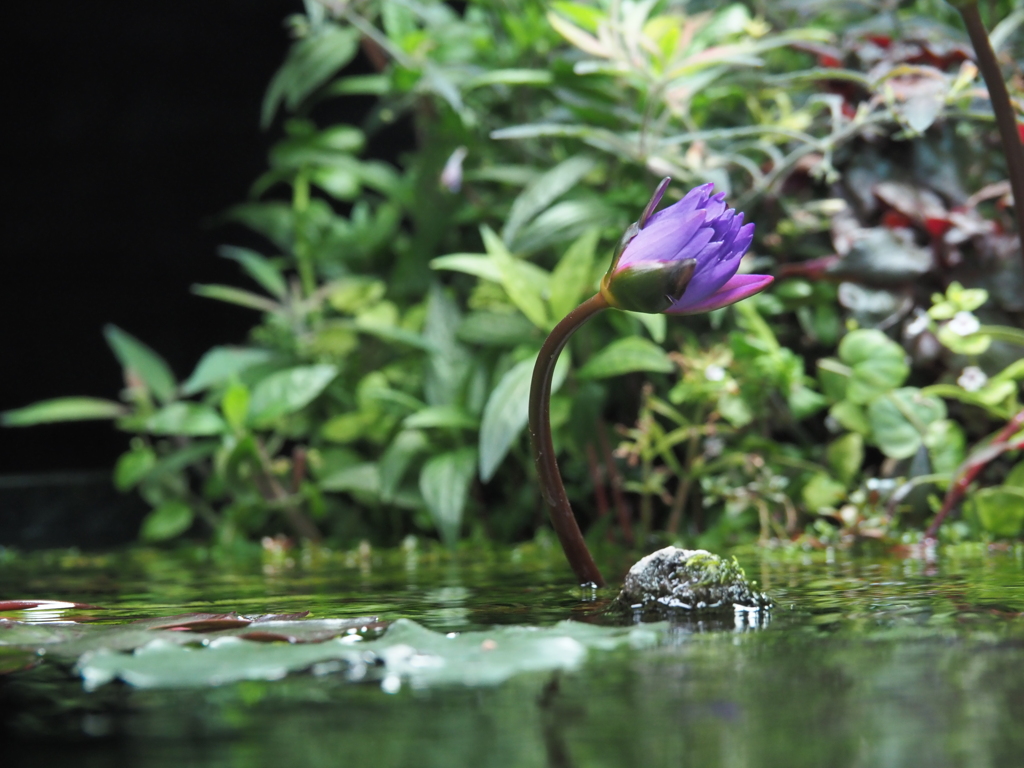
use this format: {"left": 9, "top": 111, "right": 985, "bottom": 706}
{"left": 529, "top": 179, "right": 773, "bottom": 586}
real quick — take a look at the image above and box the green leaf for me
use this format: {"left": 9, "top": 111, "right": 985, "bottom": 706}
{"left": 114, "top": 446, "right": 157, "bottom": 491}
{"left": 319, "top": 463, "right": 380, "bottom": 496}
{"left": 191, "top": 284, "right": 281, "bottom": 314}
{"left": 419, "top": 448, "right": 477, "bottom": 545}
{"left": 146, "top": 403, "right": 227, "bottom": 437}
{"left": 837, "top": 329, "right": 909, "bottom": 405}
{"left": 465, "top": 69, "right": 554, "bottom": 89}
{"left": 626, "top": 311, "right": 666, "bottom": 344}
{"left": 181, "top": 347, "right": 275, "bottom": 396}
{"left": 481, "top": 226, "right": 551, "bottom": 329}
{"left": 248, "top": 365, "right": 338, "bottom": 423}
{"left": 457, "top": 312, "right": 538, "bottom": 346}
{"left": 430, "top": 253, "right": 503, "bottom": 283}
{"left": 104, "top": 325, "right": 178, "bottom": 404}
{"left": 478, "top": 353, "right": 570, "bottom": 482}
{"left": 923, "top": 419, "right": 966, "bottom": 476}
{"left": 717, "top": 392, "right": 753, "bottom": 428}
{"left": 261, "top": 25, "right": 360, "bottom": 128}
{"left": 826, "top": 433, "right": 863, "bottom": 486}
{"left": 1005, "top": 460, "right": 1024, "bottom": 490}
{"left": 802, "top": 474, "right": 847, "bottom": 512}
{"left": 868, "top": 388, "right": 946, "bottom": 460}
{"left": 829, "top": 401, "right": 870, "bottom": 435}
{"left": 403, "top": 406, "right": 478, "bottom": 430}
{"left": 379, "top": 430, "right": 429, "bottom": 502}
{"left": 221, "top": 383, "right": 250, "bottom": 431}
{"left": 549, "top": 229, "right": 599, "bottom": 320}
{"left": 423, "top": 285, "right": 472, "bottom": 407}
{"left": 140, "top": 501, "right": 194, "bottom": 543}
{"left": 218, "top": 246, "right": 287, "bottom": 299}
{"left": 2, "top": 397, "right": 126, "bottom": 426}
{"left": 577, "top": 337, "right": 674, "bottom": 379}
{"left": 973, "top": 486, "right": 1024, "bottom": 538}
{"left": 502, "top": 156, "right": 595, "bottom": 248}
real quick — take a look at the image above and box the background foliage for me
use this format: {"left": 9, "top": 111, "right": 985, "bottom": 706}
{"left": 8, "top": 0, "right": 1024, "bottom": 551}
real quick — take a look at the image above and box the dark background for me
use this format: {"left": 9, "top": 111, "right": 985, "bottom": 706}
{"left": 3, "top": 0, "right": 305, "bottom": 474}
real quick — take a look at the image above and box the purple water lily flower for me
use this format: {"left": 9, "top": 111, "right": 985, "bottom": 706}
{"left": 600, "top": 179, "right": 773, "bottom": 314}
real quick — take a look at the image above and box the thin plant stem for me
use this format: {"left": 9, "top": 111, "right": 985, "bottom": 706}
{"left": 925, "top": 409, "right": 1024, "bottom": 539}
{"left": 529, "top": 293, "right": 608, "bottom": 586}
{"left": 958, "top": 1, "right": 1024, "bottom": 266}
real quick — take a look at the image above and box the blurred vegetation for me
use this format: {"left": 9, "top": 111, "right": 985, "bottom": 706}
{"left": 7, "top": 0, "right": 1024, "bottom": 552}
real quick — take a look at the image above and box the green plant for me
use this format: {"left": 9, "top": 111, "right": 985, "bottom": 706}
{"left": 5, "top": 0, "right": 1024, "bottom": 553}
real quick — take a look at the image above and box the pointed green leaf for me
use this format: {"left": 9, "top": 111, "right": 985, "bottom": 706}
{"left": 2, "top": 397, "right": 126, "bottom": 426}
{"left": 420, "top": 448, "right": 477, "bottom": 545}
{"left": 181, "top": 347, "right": 275, "bottom": 396}
{"left": 577, "top": 337, "right": 674, "bottom": 379}
{"left": 502, "top": 156, "right": 596, "bottom": 248}
{"left": 261, "top": 25, "right": 359, "bottom": 128}
{"left": 549, "top": 229, "right": 599, "bottom": 320}
{"left": 248, "top": 365, "right": 338, "bottom": 423}
{"left": 478, "top": 352, "right": 570, "bottom": 482}
{"left": 103, "top": 326, "right": 177, "bottom": 403}
{"left": 379, "top": 430, "right": 429, "bottom": 502}
{"left": 218, "top": 246, "right": 287, "bottom": 299}
{"left": 191, "top": 284, "right": 281, "bottom": 314}
{"left": 146, "top": 403, "right": 227, "bottom": 437}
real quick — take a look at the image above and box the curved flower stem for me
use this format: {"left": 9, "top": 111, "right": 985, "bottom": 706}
{"left": 958, "top": 2, "right": 1024, "bottom": 265}
{"left": 529, "top": 293, "right": 609, "bottom": 586}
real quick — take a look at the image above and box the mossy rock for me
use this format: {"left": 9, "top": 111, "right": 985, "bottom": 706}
{"left": 616, "top": 547, "right": 771, "bottom": 614}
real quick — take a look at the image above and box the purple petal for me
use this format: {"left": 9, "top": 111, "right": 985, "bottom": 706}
{"left": 666, "top": 274, "right": 774, "bottom": 315}
{"left": 644, "top": 183, "right": 714, "bottom": 229}
{"left": 616, "top": 208, "right": 706, "bottom": 271}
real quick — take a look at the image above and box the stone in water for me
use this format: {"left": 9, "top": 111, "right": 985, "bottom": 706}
{"left": 618, "top": 547, "right": 771, "bottom": 612}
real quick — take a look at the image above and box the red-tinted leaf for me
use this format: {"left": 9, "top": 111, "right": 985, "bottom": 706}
{"left": 881, "top": 210, "right": 914, "bottom": 229}
{"left": 925, "top": 217, "right": 953, "bottom": 239}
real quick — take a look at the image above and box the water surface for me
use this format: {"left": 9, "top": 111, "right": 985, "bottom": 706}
{"left": 2, "top": 544, "right": 1023, "bottom": 767}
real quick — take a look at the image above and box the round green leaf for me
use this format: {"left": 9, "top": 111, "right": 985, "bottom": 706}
{"left": 973, "top": 486, "right": 1024, "bottom": 538}
{"left": 140, "top": 501, "right": 194, "bottom": 542}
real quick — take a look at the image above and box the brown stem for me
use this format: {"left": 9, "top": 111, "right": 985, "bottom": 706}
{"left": 959, "top": 2, "right": 1024, "bottom": 267}
{"left": 529, "top": 293, "right": 608, "bottom": 586}
{"left": 255, "top": 440, "right": 322, "bottom": 543}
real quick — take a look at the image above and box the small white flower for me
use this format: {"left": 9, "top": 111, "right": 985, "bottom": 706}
{"left": 704, "top": 364, "right": 726, "bottom": 382}
{"left": 905, "top": 309, "right": 930, "bottom": 338}
{"left": 703, "top": 436, "right": 725, "bottom": 458}
{"left": 946, "top": 310, "right": 980, "bottom": 337}
{"left": 957, "top": 365, "right": 988, "bottom": 392}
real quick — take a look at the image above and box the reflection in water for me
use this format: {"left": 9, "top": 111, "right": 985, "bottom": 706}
{"left": 2, "top": 549, "right": 1024, "bottom": 767}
